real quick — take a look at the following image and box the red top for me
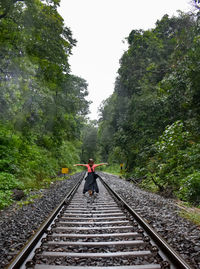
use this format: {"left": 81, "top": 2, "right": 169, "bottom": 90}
{"left": 81, "top": 164, "right": 101, "bottom": 172}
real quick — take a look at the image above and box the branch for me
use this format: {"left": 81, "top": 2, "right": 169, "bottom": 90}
{"left": 151, "top": 176, "right": 164, "bottom": 192}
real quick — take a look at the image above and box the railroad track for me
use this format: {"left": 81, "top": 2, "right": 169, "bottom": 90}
{"left": 7, "top": 174, "right": 193, "bottom": 269}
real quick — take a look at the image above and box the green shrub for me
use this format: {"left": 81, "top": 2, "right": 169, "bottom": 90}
{"left": 179, "top": 171, "right": 200, "bottom": 205}
{"left": 0, "top": 172, "right": 23, "bottom": 190}
{"left": 145, "top": 122, "right": 199, "bottom": 192}
{"left": 0, "top": 125, "right": 22, "bottom": 174}
{"left": 0, "top": 190, "right": 13, "bottom": 209}
{"left": 104, "top": 164, "right": 122, "bottom": 176}
{"left": 59, "top": 140, "right": 81, "bottom": 170}
{"left": 0, "top": 172, "right": 24, "bottom": 209}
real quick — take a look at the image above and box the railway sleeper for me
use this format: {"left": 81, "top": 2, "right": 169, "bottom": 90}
{"left": 33, "top": 265, "right": 162, "bottom": 269}
{"left": 8, "top": 176, "right": 192, "bottom": 269}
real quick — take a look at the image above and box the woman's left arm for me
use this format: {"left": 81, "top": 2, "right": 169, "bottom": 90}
{"left": 94, "top": 163, "right": 108, "bottom": 167}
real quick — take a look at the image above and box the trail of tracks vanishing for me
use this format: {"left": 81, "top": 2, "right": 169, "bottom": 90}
{"left": 7, "top": 174, "right": 193, "bottom": 269}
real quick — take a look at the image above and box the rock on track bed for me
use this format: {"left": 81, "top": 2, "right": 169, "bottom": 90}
{"left": 100, "top": 172, "right": 200, "bottom": 269}
{"left": 0, "top": 172, "right": 199, "bottom": 269}
{"left": 0, "top": 173, "right": 81, "bottom": 268}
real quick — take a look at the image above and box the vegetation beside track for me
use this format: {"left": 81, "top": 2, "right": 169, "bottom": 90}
{"left": 0, "top": 0, "right": 88, "bottom": 209}
{"left": 1, "top": 1, "right": 200, "bottom": 210}
{"left": 176, "top": 201, "right": 200, "bottom": 227}
{"left": 81, "top": 6, "right": 200, "bottom": 207}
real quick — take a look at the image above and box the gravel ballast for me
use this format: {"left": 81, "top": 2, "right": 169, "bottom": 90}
{"left": 100, "top": 172, "right": 200, "bottom": 269}
{"left": 0, "top": 172, "right": 199, "bottom": 269}
{"left": 0, "top": 173, "right": 82, "bottom": 268}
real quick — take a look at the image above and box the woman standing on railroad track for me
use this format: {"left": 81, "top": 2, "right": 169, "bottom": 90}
{"left": 74, "top": 159, "right": 108, "bottom": 195}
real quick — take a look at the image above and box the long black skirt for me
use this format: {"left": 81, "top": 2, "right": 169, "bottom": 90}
{"left": 83, "top": 172, "right": 99, "bottom": 194}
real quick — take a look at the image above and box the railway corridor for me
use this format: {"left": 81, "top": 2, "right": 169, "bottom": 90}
{"left": 7, "top": 176, "right": 193, "bottom": 269}
{"left": 25, "top": 180, "right": 165, "bottom": 268}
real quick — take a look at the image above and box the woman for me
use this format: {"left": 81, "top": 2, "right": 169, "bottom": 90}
{"left": 74, "top": 159, "right": 108, "bottom": 195}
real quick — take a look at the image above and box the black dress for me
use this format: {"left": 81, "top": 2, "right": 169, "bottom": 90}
{"left": 83, "top": 172, "right": 99, "bottom": 194}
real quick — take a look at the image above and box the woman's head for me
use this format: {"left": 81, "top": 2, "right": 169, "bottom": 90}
{"left": 88, "top": 158, "right": 94, "bottom": 166}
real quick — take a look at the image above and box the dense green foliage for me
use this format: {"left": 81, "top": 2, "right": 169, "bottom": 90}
{"left": 1, "top": 0, "right": 200, "bottom": 208}
{"left": 0, "top": 0, "right": 89, "bottom": 208}
{"left": 80, "top": 120, "right": 99, "bottom": 162}
{"left": 98, "top": 9, "right": 200, "bottom": 205}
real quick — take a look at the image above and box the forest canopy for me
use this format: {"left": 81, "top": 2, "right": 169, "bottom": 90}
{"left": 0, "top": 0, "right": 200, "bottom": 208}
{"left": 0, "top": 0, "right": 90, "bottom": 208}
{"left": 97, "top": 8, "right": 200, "bottom": 205}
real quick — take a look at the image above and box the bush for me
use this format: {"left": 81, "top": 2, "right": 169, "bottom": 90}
{"left": 0, "top": 125, "right": 22, "bottom": 174}
{"left": 18, "top": 143, "right": 58, "bottom": 180}
{"left": 145, "top": 122, "right": 200, "bottom": 193}
{"left": 0, "top": 172, "right": 24, "bottom": 209}
{"left": 0, "top": 190, "right": 13, "bottom": 209}
{"left": 0, "top": 172, "right": 23, "bottom": 190}
{"left": 179, "top": 171, "right": 200, "bottom": 205}
{"left": 58, "top": 140, "right": 81, "bottom": 170}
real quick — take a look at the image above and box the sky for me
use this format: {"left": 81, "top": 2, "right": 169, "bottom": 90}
{"left": 58, "top": 0, "right": 192, "bottom": 120}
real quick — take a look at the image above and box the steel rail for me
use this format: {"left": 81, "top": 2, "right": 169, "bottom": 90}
{"left": 100, "top": 176, "right": 193, "bottom": 269}
{"left": 6, "top": 172, "right": 85, "bottom": 269}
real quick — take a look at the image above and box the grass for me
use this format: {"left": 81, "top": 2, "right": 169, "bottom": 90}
{"left": 104, "top": 164, "right": 125, "bottom": 177}
{"left": 176, "top": 201, "right": 200, "bottom": 227}
{"left": 17, "top": 192, "right": 43, "bottom": 207}
{"left": 179, "top": 210, "right": 200, "bottom": 226}
{"left": 0, "top": 174, "right": 72, "bottom": 210}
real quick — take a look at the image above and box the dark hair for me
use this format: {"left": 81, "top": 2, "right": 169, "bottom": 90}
{"left": 88, "top": 158, "right": 94, "bottom": 164}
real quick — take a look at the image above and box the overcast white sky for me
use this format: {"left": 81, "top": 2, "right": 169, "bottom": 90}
{"left": 58, "top": 0, "right": 192, "bottom": 120}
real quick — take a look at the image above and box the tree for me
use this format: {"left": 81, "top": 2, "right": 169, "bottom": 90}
{"left": 98, "top": 11, "right": 198, "bottom": 178}
{"left": 0, "top": 0, "right": 90, "bottom": 187}
{"left": 80, "top": 121, "right": 98, "bottom": 162}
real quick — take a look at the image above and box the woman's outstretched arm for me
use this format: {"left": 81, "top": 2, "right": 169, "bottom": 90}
{"left": 94, "top": 163, "right": 108, "bottom": 167}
